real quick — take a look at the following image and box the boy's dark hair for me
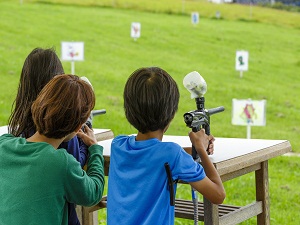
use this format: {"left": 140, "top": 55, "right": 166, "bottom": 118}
{"left": 9, "top": 47, "right": 65, "bottom": 137}
{"left": 124, "top": 67, "right": 179, "bottom": 133}
{"left": 31, "top": 74, "right": 95, "bottom": 139}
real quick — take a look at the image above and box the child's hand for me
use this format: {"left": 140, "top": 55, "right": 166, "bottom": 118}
{"left": 77, "top": 124, "right": 98, "bottom": 147}
{"left": 188, "top": 129, "right": 215, "bottom": 156}
{"left": 207, "top": 135, "right": 215, "bottom": 155}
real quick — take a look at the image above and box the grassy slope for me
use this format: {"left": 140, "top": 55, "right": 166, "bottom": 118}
{"left": 1, "top": 0, "right": 299, "bottom": 151}
{"left": 0, "top": 1, "right": 299, "bottom": 224}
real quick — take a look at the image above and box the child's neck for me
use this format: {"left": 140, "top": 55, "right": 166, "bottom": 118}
{"left": 26, "top": 132, "right": 64, "bottom": 149}
{"left": 136, "top": 130, "right": 164, "bottom": 141}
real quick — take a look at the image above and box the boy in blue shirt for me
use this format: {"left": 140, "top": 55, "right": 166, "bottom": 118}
{"left": 107, "top": 67, "right": 225, "bottom": 225}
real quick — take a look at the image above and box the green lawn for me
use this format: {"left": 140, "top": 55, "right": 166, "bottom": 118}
{"left": 0, "top": 1, "right": 299, "bottom": 224}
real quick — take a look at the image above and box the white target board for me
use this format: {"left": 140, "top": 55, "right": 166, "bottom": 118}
{"left": 61, "top": 42, "right": 84, "bottom": 61}
{"left": 232, "top": 99, "right": 266, "bottom": 126}
{"left": 235, "top": 50, "right": 249, "bottom": 71}
{"left": 191, "top": 12, "right": 199, "bottom": 25}
{"left": 131, "top": 22, "right": 141, "bottom": 39}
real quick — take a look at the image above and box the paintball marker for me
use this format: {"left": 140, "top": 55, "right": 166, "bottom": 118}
{"left": 183, "top": 71, "right": 225, "bottom": 225}
{"left": 85, "top": 109, "right": 106, "bottom": 129}
{"left": 183, "top": 71, "right": 225, "bottom": 159}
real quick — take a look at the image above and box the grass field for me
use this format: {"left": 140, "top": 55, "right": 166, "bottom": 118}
{"left": 0, "top": 0, "right": 299, "bottom": 224}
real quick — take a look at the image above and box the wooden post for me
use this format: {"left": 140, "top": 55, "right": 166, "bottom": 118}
{"left": 204, "top": 197, "right": 219, "bottom": 224}
{"left": 82, "top": 207, "right": 98, "bottom": 225}
{"left": 255, "top": 161, "right": 270, "bottom": 225}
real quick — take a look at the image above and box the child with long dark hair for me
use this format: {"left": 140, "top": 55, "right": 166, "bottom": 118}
{"left": 8, "top": 48, "right": 89, "bottom": 224}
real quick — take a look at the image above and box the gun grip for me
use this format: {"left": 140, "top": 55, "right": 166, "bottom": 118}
{"left": 203, "top": 124, "right": 211, "bottom": 155}
{"left": 192, "top": 146, "right": 199, "bottom": 160}
{"left": 204, "top": 125, "right": 210, "bottom": 136}
{"left": 192, "top": 125, "right": 211, "bottom": 157}
{"left": 191, "top": 127, "right": 200, "bottom": 159}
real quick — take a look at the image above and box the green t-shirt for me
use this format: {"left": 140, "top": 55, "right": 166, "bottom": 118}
{"left": 0, "top": 134, "right": 105, "bottom": 225}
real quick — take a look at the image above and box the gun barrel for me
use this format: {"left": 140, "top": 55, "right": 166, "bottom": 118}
{"left": 92, "top": 109, "right": 106, "bottom": 116}
{"left": 207, "top": 106, "right": 225, "bottom": 115}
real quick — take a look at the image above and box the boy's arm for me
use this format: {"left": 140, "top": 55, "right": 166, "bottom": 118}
{"left": 188, "top": 129, "right": 226, "bottom": 205}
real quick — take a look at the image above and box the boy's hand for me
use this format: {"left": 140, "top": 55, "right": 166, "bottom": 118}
{"left": 207, "top": 134, "right": 215, "bottom": 155}
{"left": 77, "top": 124, "right": 98, "bottom": 147}
{"left": 188, "top": 129, "right": 215, "bottom": 156}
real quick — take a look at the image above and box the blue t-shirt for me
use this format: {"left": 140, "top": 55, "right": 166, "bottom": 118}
{"left": 107, "top": 135, "right": 206, "bottom": 225}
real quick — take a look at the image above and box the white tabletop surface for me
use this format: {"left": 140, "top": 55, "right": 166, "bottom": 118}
{"left": 93, "top": 128, "right": 111, "bottom": 133}
{"left": 0, "top": 126, "right": 8, "bottom": 135}
{"left": 0, "top": 126, "right": 110, "bottom": 136}
{"left": 163, "top": 135, "right": 285, "bottom": 163}
{"left": 98, "top": 135, "right": 287, "bottom": 164}
{"left": 1, "top": 126, "right": 288, "bottom": 164}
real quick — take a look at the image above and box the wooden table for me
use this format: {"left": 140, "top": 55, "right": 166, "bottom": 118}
{"left": 92, "top": 135, "right": 291, "bottom": 225}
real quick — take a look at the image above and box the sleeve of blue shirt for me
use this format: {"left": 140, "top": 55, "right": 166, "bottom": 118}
{"left": 172, "top": 147, "right": 206, "bottom": 183}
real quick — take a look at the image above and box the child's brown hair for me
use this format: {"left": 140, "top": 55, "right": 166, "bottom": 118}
{"left": 31, "top": 74, "right": 95, "bottom": 139}
{"left": 124, "top": 67, "right": 179, "bottom": 133}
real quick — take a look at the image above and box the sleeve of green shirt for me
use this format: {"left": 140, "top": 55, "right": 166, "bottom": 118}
{"left": 64, "top": 144, "right": 105, "bottom": 206}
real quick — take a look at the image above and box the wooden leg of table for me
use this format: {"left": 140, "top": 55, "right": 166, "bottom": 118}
{"left": 204, "top": 197, "right": 219, "bottom": 225}
{"left": 255, "top": 161, "right": 270, "bottom": 225}
{"left": 75, "top": 205, "right": 83, "bottom": 224}
{"left": 82, "top": 207, "right": 98, "bottom": 225}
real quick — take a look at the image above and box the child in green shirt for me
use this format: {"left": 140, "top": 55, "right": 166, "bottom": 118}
{"left": 0, "top": 74, "right": 105, "bottom": 225}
